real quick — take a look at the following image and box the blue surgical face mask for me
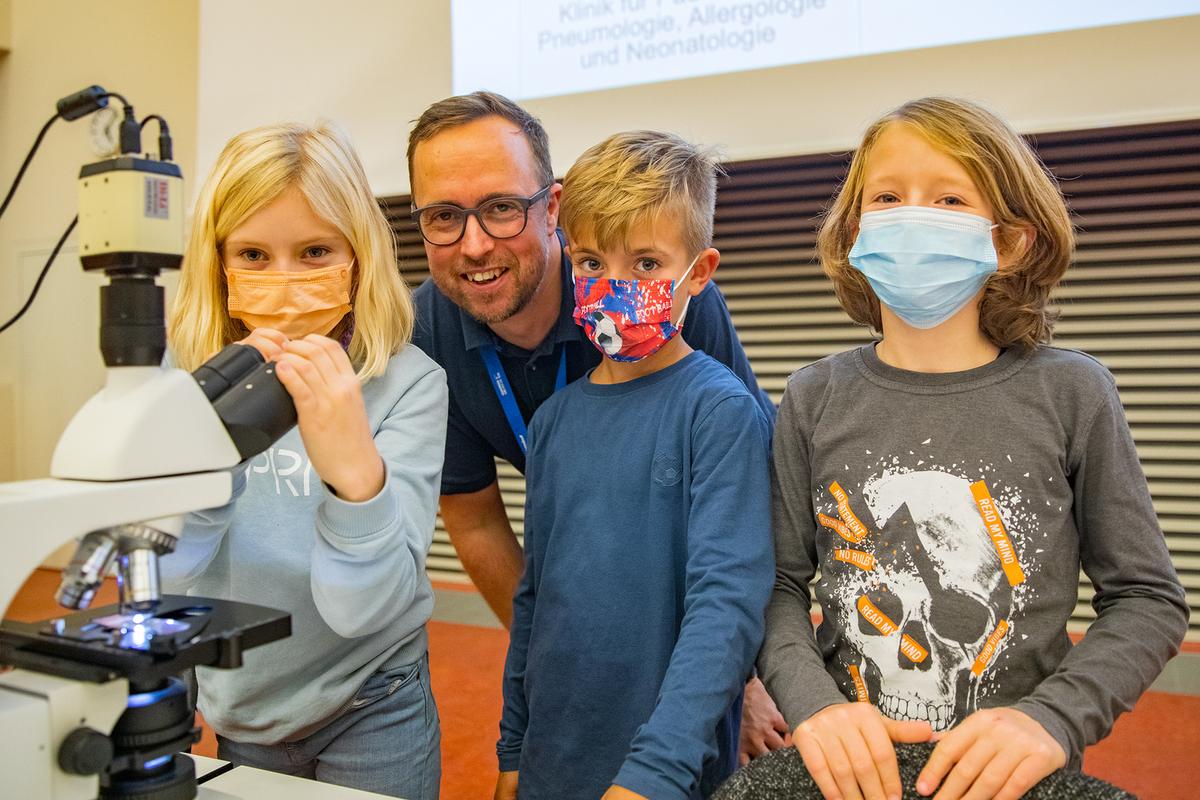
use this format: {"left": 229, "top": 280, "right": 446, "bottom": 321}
{"left": 848, "top": 206, "right": 1000, "bottom": 330}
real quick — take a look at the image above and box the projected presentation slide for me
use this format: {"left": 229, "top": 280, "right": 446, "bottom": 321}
{"left": 452, "top": 0, "right": 1200, "bottom": 100}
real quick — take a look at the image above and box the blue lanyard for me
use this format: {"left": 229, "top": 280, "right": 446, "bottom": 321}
{"left": 480, "top": 344, "right": 568, "bottom": 455}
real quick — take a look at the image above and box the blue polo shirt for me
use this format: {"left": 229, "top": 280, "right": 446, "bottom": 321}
{"left": 411, "top": 231, "right": 774, "bottom": 494}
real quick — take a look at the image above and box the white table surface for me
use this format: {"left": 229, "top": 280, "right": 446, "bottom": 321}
{"left": 188, "top": 753, "right": 229, "bottom": 779}
{"left": 185, "top": 755, "right": 400, "bottom": 799}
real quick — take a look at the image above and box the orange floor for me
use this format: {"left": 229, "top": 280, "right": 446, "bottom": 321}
{"left": 427, "top": 620, "right": 508, "bottom": 799}
{"left": 422, "top": 619, "right": 1200, "bottom": 800}
{"left": 7, "top": 570, "right": 1200, "bottom": 799}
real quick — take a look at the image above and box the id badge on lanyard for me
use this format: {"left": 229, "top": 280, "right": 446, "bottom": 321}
{"left": 479, "top": 344, "right": 568, "bottom": 455}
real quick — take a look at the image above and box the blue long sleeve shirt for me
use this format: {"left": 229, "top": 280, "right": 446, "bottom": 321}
{"left": 498, "top": 351, "right": 775, "bottom": 799}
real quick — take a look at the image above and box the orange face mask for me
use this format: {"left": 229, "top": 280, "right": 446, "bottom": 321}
{"left": 226, "top": 261, "right": 354, "bottom": 339}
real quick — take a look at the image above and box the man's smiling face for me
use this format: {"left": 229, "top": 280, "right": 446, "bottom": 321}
{"left": 411, "top": 115, "right": 560, "bottom": 324}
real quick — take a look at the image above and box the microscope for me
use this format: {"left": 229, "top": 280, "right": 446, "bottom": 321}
{"left": 0, "top": 87, "right": 346, "bottom": 799}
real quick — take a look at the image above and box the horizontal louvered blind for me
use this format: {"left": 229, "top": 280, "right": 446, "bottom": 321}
{"left": 382, "top": 118, "right": 1200, "bottom": 638}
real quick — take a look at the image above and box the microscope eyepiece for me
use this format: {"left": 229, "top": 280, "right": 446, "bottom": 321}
{"left": 191, "top": 341, "right": 266, "bottom": 402}
{"left": 193, "top": 344, "right": 298, "bottom": 462}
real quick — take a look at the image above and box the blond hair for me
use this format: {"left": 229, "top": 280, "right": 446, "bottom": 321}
{"left": 559, "top": 130, "right": 721, "bottom": 256}
{"left": 169, "top": 121, "right": 412, "bottom": 379}
{"left": 818, "top": 97, "right": 1075, "bottom": 350}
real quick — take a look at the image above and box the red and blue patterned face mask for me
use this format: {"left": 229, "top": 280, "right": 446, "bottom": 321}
{"left": 572, "top": 256, "right": 697, "bottom": 362}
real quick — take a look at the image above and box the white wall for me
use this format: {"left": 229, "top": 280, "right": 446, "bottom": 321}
{"left": 0, "top": 0, "right": 199, "bottom": 485}
{"left": 198, "top": 3, "right": 1200, "bottom": 196}
{"left": 197, "top": 0, "right": 451, "bottom": 202}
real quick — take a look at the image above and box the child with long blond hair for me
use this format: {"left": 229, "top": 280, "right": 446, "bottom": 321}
{"left": 758, "top": 98, "right": 1186, "bottom": 800}
{"left": 164, "top": 122, "right": 446, "bottom": 799}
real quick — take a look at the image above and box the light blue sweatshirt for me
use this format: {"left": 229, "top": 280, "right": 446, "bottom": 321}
{"left": 161, "top": 344, "right": 448, "bottom": 744}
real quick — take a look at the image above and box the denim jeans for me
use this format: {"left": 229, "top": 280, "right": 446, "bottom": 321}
{"left": 215, "top": 653, "right": 440, "bottom": 800}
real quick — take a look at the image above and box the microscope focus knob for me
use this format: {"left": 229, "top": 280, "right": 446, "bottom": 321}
{"left": 58, "top": 726, "right": 114, "bottom": 775}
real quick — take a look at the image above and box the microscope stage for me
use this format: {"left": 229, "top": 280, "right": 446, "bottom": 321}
{"left": 0, "top": 595, "right": 291, "bottom": 685}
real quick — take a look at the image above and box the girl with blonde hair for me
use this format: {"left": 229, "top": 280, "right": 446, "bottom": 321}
{"left": 164, "top": 121, "right": 447, "bottom": 799}
{"left": 758, "top": 97, "right": 1185, "bottom": 800}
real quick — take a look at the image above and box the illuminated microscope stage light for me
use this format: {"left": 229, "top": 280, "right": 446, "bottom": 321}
{"left": 93, "top": 613, "right": 194, "bottom": 652}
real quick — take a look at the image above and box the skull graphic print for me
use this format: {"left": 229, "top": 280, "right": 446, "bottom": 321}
{"left": 817, "top": 466, "right": 1029, "bottom": 731}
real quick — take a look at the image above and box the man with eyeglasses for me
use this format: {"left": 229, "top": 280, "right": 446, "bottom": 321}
{"left": 406, "top": 91, "right": 786, "bottom": 765}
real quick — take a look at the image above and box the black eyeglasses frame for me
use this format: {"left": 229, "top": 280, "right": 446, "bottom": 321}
{"left": 410, "top": 184, "right": 553, "bottom": 246}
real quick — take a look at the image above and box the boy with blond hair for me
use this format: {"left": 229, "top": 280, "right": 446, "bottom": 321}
{"left": 495, "top": 132, "right": 775, "bottom": 800}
